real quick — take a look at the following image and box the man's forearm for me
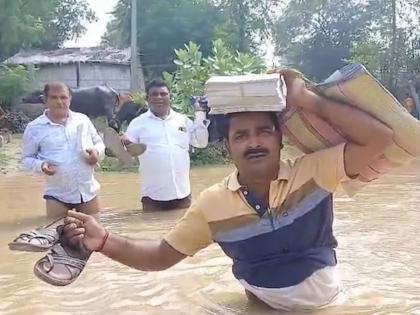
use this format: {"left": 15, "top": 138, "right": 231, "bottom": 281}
{"left": 22, "top": 156, "right": 44, "bottom": 173}
{"left": 100, "top": 233, "right": 185, "bottom": 271}
{"left": 306, "top": 93, "right": 393, "bottom": 147}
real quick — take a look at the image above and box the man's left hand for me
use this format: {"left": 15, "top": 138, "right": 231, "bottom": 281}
{"left": 84, "top": 148, "right": 99, "bottom": 166}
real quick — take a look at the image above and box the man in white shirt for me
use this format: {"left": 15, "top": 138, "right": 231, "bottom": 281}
{"left": 9, "top": 82, "right": 105, "bottom": 286}
{"left": 124, "top": 80, "right": 209, "bottom": 211}
{"left": 21, "top": 82, "right": 105, "bottom": 218}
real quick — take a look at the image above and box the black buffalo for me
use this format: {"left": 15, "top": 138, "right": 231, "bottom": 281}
{"left": 21, "top": 86, "right": 126, "bottom": 122}
{"left": 108, "top": 101, "right": 148, "bottom": 132}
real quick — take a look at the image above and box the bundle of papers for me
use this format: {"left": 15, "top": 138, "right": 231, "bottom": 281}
{"left": 205, "top": 73, "right": 287, "bottom": 115}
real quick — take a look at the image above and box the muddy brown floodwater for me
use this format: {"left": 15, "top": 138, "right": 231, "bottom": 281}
{"left": 1, "top": 163, "right": 420, "bottom": 315}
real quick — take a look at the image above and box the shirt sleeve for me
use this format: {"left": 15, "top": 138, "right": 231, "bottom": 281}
{"left": 188, "top": 111, "right": 209, "bottom": 149}
{"left": 297, "top": 143, "right": 350, "bottom": 193}
{"left": 164, "top": 200, "right": 213, "bottom": 256}
{"left": 125, "top": 120, "right": 140, "bottom": 144}
{"left": 21, "top": 126, "right": 44, "bottom": 173}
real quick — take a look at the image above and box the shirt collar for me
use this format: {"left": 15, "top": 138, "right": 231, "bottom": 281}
{"left": 35, "top": 110, "right": 73, "bottom": 125}
{"left": 146, "top": 108, "right": 174, "bottom": 120}
{"left": 226, "top": 160, "right": 291, "bottom": 191}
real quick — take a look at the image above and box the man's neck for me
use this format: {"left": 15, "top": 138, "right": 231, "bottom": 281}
{"left": 238, "top": 167, "right": 279, "bottom": 203}
{"left": 46, "top": 111, "right": 68, "bottom": 125}
{"left": 151, "top": 107, "right": 170, "bottom": 119}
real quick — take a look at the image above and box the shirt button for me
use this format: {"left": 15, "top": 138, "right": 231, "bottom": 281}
{"left": 243, "top": 190, "right": 248, "bottom": 196}
{"left": 255, "top": 205, "right": 261, "bottom": 210}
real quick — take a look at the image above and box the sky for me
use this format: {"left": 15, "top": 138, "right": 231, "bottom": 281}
{"left": 64, "top": 0, "right": 276, "bottom": 65}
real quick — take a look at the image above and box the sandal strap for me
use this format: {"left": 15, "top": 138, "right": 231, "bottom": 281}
{"left": 14, "top": 229, "right": 58, "bottom": 243}
{"left": 45, "top": 250, "right": 87, "bottom": 273}
{"left": 36, "top": 228, "right": 59, "bottom": 239}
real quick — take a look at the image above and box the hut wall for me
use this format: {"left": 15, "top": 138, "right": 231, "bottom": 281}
{"left": 34, "top": 63, "right": 132, "bottom": 91}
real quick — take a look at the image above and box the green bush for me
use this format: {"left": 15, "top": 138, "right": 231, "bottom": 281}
{"left": 163, "top": 39, "right": 266, "bottom": 115}
{"left": 190, "top": 141, "right": 230, "bottom": 166}
{"left": 0, "top": 65, "right": 31, "bottom": 108}
{"left": 132, "top": 91, "right": 147, "bottom": 107}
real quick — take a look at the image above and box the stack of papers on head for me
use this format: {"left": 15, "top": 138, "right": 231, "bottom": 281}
{"left": 205, "top": 73, "right": 287, "bottom": 115}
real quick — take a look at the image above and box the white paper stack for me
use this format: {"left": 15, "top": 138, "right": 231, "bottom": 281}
{"left": 205, "top": 73, "right": 287, "bottom": 115}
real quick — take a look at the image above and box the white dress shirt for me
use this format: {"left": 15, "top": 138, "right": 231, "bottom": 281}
{"left": 126, "top": 109, "right": 209, "bottom": 201}
{"left": 22, "top": 110, "right": 105, "bottom": 204}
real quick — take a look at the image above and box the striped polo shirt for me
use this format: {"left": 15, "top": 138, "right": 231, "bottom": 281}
{"left": 165, "top": 143, "right": 349, "bottom": 310}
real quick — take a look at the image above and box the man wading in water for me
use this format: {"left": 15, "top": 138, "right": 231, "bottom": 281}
{"left": 62, "top": 70, "right": 393, "bottom": 310}
{"left": 10, "top": 82, "right": 105, "bottom": 286}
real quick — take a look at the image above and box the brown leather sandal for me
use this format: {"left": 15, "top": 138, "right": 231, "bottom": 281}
{"left": 8, "top": 217, "right": 63, "bottom": 252}
{"left": 8, "top": 228, "right": 59, "bottom": 252}
{"left": 33, "top": 242, "right": 91, "bottom": 286}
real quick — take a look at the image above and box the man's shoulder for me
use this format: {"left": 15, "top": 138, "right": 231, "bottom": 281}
{"left": 129, "top": 111, "right": 150, "bottom": 125}
{"left": 24, "top": 115, "right": 50, "bottom": 140}
{"left": 71, "top": 111, "right": 90, "bottom": 122}
{"left": 194, "top": 177, "right": 231, "bottom": 206}
{"left": 170, "top": 110, "right": 190, "bottom": 121}
{"left": 26, "top": 114, "right": 48, "bottom": 128}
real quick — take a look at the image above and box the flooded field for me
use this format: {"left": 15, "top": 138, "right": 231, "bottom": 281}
{"left": 1, "top": 162, "right": 420, "bottom": 315}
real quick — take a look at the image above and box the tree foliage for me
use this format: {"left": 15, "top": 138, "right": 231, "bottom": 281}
{"left": 273, "top": 0, "right": 372, "bottom": 80}
{"left": 0, "top": 0, "right": 96, "bottom": 60}
{"left": 103, "top": 0, "right": 279, "bottom": 76}
{"left": 163, "top": 39, "right": 265, "bottom": 114}
{"left": 0, "top": 65, "right": 30, "bottom": 108}
{"left": 353, "top": 0, "right": 420, "bottom": 90}
{"left": 212, "top": 0, "right": 280, "bottom": 52}
{"left": 103, "top": 0, "right": 223, "bottom": 76}
{"left": 273, "top": 0, "right": 420, "bottom": 89}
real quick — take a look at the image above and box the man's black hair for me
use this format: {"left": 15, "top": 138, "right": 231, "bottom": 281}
{"left": 43, "top": 82, "right": 72, "bottom": 97}
{"left": 146, "top": 79, "right": 169, "bottom": 95}
{"left": 217, "top": 112, "right": 280, "bottom": 140}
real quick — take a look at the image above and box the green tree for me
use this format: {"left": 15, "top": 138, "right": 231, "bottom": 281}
{"left": 163, "top": 39, "right": 265, "bottom": 114}
{"left": 213, "top": 0, "right": 280, "bottom": 52}
{"left": 352, "top": 0, "right": 420, "bottom": 91}
{"left": 103, "top": 0, "right": 279, "bottom": 76}
{"left": 0, "top": 65, "right": 30, "bottom": 108}
{"left": 346, "top": 39, "right": 386, "bottom": 76}
{"left": 272, "top": 0, "right": 373, "bottom": 80}
{"left": 103, "top": 0, "right": 223, "bottom": 76}
{"left": 0, "top": 0, "right": 96, "bottom": 60}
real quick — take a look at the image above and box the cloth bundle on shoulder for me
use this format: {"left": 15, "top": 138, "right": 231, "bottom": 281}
{"left": 205, "top": 73, "right": 287, "bottom": 114}
{"left": 281, "top": 64, "right": 420, "bottom": 195}
{"left": 205, "top": 64, "right": 420, "bottom": 195}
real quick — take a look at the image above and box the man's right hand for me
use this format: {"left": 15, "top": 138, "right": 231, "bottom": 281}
{"left": 41, "top": 162, "right": 57, "bottom": 176}
{"left": 268, "top": 68, "right": 318, "bottom": 112}
{"left": 63, "top": 211, "right": 107, "bottom": 251}
{"left": 120, "top": 134, "right": 133, "bottom": 146}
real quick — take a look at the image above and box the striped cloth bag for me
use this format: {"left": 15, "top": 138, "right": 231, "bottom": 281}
{"left": 282, "top": 64, "right": 420, "bottom": 195}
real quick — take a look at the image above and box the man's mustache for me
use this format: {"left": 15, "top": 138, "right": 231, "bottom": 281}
{"left": 244, "top": 147, "right": 269, "bottom": 158}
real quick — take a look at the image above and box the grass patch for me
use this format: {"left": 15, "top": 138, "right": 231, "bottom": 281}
{"left": 99, "top": 156, "right": 138, "bottom": 172}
